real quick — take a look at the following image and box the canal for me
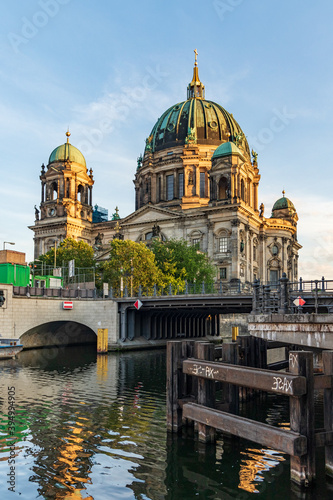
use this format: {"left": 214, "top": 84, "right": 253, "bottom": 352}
{"left": 0, "top": 345, "right": 332, "bottom": 499}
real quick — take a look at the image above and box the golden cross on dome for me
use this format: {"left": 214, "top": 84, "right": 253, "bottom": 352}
{"left": 194, "top": 48, "right": 198, "bottom": 66}
{"left": 66, "top": 129, "right": 71, "bottom": 143}
{"left": 282, "top": 189, "right": 285, "bottom": 197}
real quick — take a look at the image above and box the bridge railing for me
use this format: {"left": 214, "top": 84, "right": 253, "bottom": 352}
{"left": 252, "top": 274, "right": 333, "bottom": 314}
{"left": 13, "top": 286, "right": 97, "bottom": 299}
{"left": 109, "top": 280, "right": 253, "bottom": 298}
{"left": 12, "top": 280, "right": 253, "bottom": 299}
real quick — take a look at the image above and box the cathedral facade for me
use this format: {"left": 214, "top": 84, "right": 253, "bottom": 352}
{"left": 30, "top": 57, "right": 301, "bottom": 284}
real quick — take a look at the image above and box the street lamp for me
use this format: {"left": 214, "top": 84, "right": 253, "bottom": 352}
{"left": 53, "top": 239, "right": 59, "bottom": 270}
{"left": 3, "top": 241, "right": 15, "bottom": 250}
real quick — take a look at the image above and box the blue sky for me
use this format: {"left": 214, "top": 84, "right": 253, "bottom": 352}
{"left": 0, "top": 0, "right": 332, "bottom": 279}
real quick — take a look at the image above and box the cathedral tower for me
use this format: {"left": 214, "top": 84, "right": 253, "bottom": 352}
{"left": 30, "top": 132, "right": 94, "bottom": 258}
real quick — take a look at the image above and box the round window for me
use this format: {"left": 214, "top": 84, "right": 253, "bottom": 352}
{"left": 209, "top": 120, "right": 218, "bottom": 129}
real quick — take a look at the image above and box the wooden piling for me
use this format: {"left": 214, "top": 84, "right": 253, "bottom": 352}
{"left": 222, "top": 342, "right": 239, "bottom": 413}
{"left": 166, "top": 341, "right": 183, "bottom": 433}
{"left": 289, "top": 351, "right": 315, "bottom": 486}
{"left": 323, "top": 350, "right": 333, "bottom": 478}
{"left": 196, "top": 342, "right": 216, "bottom": 443}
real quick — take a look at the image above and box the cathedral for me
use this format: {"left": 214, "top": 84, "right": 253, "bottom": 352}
{"left": 30, "top": 54, "right": 301, "bottom": 284}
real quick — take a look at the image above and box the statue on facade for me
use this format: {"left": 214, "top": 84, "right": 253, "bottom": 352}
{"left": 152, "top": 223, "right": 160, "bottom": 237}
{"left": 145, "top": 135, "right": 153, "bottom": 152}
{"left": 34, "top": 205, "right": 40, "bottom": 220}
{"left": 259, "top": 202, "right": 264, "bottom": 217}
{"left": 94, "top": 232, "right": 104, "bottom": 247}
{"left": 185, "top": 127, "right": 196, "bottom": 144}
{"left": 137, "top": 154, "right": 143, "bottom": 170}
{"left": 234, "top": 132, "right": 244, "bottom": 147}
{"left": 251, "top": 149, "right": 258, "bottom": 164}
{"left": 188, "top": 170, "right": 194, "bottom": 185}
{"left": 111, "top": 206, "right": 120, "bottom": 221}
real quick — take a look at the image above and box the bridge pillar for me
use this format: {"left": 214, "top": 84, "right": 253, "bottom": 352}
{"left": 127, "top": 309, "right": 135, "bottom": 341}
{"left": 120, "top": 304, "right": 128, "bottom": 342}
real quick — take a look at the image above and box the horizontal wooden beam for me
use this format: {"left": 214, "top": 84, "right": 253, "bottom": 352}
{"left": 313, "top": 374, "right": 332, "bottom": 390}
{"left": 183, "top": 359, "right": 307, "bottom": 396}
{"left": 268, "top": 360, "right": 289, "bottom": 371}
{"left": 183, "top": 403, "right": 307, "bottom": 457}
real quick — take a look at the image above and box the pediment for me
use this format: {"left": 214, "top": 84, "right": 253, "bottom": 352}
{"left": 122, "top": 206, "right": 182, "bottom": 226}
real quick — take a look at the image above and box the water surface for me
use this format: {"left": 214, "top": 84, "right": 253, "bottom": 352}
{"left": 0, "top": 345, "right": 332, "bottom": 499}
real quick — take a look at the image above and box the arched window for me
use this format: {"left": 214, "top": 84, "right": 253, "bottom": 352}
{"left": 51, "top": 182, "right": 57, "bottom": 201}
{"left": 218, "top": 177, "right": 228, "bottom": 200}
{"left": 78, "top": 185, "right": 84, "bottom": 203}
{"left": 241, "top": 179, "right": 245, "bottom": 201}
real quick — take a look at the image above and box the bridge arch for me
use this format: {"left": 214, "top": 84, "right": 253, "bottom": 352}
{"left": 20, "top": 321, "right": 97, "bottom": 349}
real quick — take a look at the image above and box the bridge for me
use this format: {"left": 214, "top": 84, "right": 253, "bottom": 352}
{"left": 0, "top": 276, "right": 332, "bottom": 351}
{"left": 0, "top": 284, "right": 118, "bottom": 349}
{"left": 0, "top": 282, "right": 252, "bottom": 349}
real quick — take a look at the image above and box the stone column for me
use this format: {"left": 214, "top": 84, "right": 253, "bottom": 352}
{"left": 254, "top": 183, "right": 259, "bottom": 211}
{"left": 195, "top": 167, "right": 200, "bottom": 197}
{"left": 151, "top": 173, "right": 157, "bottom": 203}
{"left": 161, "top": 174, "right": 165, "bottom": 201}
{"left": 231, "top": 219, "right": 240, "bottom": 279}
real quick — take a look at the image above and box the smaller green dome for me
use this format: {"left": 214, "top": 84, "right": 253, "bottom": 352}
{"left": 212, "top": 141, "right": 243, "bottom": 160}
{"left": 49, "top": 134, "right": 86, "bottom": 167}
{"left": 271, "top": 191, "right": 297, "bottom": 219}
{"left": 272, "top": 195, "right": 296, "bottom": 212}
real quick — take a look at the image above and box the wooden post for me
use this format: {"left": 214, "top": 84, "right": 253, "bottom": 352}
{"left": 196, "top": 342, "right": 216, "bottom": 443}
{"left": 166, "top": 341, "right": 183, "bottom": 433}
{"left": 182, "top": 340, "right": 196, "bottom": 401}
{"left": 222, "top": 342, "right": 239, "bottom": 413}
{"left": 323, "top": 350, "right": 333, "bottom": 478}
{"left": 289, "top": 351, "right": 315, "bottom": 486}
{"left": 237, "top": 335, "right": 251, "bottom": 400}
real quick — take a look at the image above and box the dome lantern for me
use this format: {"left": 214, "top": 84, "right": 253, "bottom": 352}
{"left": 187, "top": 49, "right": 205, "bottom": 99}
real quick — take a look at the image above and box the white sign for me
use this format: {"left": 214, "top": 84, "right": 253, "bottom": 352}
{"left": 53, "top": 267, "right": 62, "bottom": 277}
{"left": 68, "top": 259, "right": 75, "bottom": 277}
{"left": 103, "top": 282, "right": 109, "bottom": 297}
{"left": 63, "top": 301, "right": 73, "bottom": 310}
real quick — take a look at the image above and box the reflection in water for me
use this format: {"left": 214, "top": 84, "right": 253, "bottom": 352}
{"left": 239, "top": 448, "right": 285, "bottom": 493}
{"left": 0, "top": 345, "right": 330, "bottom": 499}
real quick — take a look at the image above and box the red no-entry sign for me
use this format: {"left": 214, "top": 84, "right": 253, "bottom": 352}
{"left": 63, "top": 301, "right": 73, "bottom": 310}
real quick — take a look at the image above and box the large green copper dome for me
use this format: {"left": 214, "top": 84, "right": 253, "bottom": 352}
{"left": 49, "top": 133, "right": 86, "bottom": 167}
{"left": 143, "top": 57, "right": 249, "bottom": 157}
{"left": 146, "top": 98, "right": 250, "bottom": 156}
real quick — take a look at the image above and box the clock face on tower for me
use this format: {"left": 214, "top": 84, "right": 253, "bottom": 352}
{"left": 49, "top": 208, "right": 56, "bottom": 217}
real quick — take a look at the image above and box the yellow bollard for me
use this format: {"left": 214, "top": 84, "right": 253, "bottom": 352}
{"left": 97, "top": 328, "right": 108, "bottom": 353}
{"left": 232, "top": 326, "right": 239, "bottom": 342}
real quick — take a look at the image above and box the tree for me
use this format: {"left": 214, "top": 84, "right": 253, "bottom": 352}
{"left": 35, "top": 238, "right": 95, "bottom": 271}
{"left": 98, "top": 239, "right": 163, "bottom": 295}
{"left": 151, "top": 239, "right": 215, "bottom": 288}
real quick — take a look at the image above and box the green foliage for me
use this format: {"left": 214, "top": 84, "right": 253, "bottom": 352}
{"left": 98, "top": 239, "right": 163, "bottom": 295}
{"left": 151, "top": 239, "right": 215, "bottom": 287}
{"left": 35, "top": 238, "right": 95, "bottom": 270}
